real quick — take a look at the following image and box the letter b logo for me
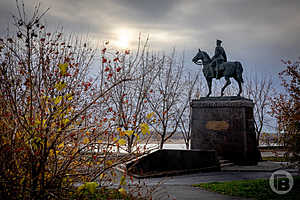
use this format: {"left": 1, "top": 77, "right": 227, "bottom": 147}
{"left": 270, "top": 170, "right": 294, "bottom": 194}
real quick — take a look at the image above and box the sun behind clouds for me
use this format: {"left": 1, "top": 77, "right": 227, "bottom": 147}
{"left": 114, "top": 29, "right": 134, "bottom": 49}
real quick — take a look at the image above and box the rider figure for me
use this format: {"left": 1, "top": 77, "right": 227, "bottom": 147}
{"left": 211, "top": 39, "right": 227, "bottom": 79}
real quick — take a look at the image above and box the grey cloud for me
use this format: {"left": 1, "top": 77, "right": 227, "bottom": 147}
{"left": 112, "top": 0, "right": 180, "bottom": 23}
{"left": 1, "top": 0, "right": 300, "bottom": 76}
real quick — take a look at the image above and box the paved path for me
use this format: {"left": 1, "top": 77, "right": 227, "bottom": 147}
{"left": 134, "top": 171, "right": 275, "bottom": 186}
{"left": 127, "top": 171, "right": 274, "bottom": 199}
{"left": 127, "top": 162, "right": 299, "bottom": 200}
{"left": 112, "top": 161, "right": 298, "bottom": 200}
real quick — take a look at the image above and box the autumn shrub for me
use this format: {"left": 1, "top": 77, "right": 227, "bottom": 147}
{"left": 271, "top": 58, "right": 300, "bottom": 170}
{"left": 0, "top": 3, "right": 152, "bottom": 199}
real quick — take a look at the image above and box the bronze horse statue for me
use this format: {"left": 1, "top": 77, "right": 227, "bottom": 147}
{"left": 192, "top": 49, "right": 244, "bottom": 97}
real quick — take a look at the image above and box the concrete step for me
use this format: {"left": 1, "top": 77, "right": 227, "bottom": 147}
{"left": 220, "top": 162, "right": 235, "bottom": 167}
{"left": 219, "top": 160, "right": 234, "bottom": 167}
{"left": 219, "top": 159, "right": 231, "bottom": 164}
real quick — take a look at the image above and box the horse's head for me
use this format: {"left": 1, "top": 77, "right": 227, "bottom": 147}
{"left": 192, "top": 49, "right": 212, "bottom": 65}
{"left": 192, "top": 49, "right": 204, "bottom": 65}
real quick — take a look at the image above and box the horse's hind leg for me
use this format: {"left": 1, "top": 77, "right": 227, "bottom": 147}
{"left": 233, "top": 77, "right": 242, "bottom": 96}
{"left": 221, "top": 76, "right": 231, "bottom": 96}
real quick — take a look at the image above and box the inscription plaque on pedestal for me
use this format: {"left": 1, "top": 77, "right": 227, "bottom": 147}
{"left": 190, "top": 96, "right": 260, "bottom": 165}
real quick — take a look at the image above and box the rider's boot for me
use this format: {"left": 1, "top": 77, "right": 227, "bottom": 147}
{"left": 216, "top": 63, "right": 221, "bottom": 79}
{"left": 216, "top": 71, "right": 220, "bottom": 79}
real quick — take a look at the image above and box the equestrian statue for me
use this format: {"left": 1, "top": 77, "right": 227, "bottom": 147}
{"left": 192, "top": 39, "right": 244, "bottom": 97}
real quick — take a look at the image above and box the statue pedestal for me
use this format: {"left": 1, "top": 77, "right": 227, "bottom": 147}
{"left": 190, "top": 96, "right": 260, "bottom": 165}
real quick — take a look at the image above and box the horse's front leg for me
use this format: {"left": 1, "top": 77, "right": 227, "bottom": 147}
{"left": 221, "top": 76, "right": 231, "bottom": 96}
{"left": 206, "top": 77, "right": 212, "bottom": 97}
{"left": 237, "top": 80, "right": 242, "bottom": 96}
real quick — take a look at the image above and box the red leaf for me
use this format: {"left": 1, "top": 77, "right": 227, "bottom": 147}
{"left": 102, "top": 57, "right": 107, "bottom": 63}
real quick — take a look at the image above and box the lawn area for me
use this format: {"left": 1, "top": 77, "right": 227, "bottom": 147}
{"left": 194, "top": 176, "right": 300, "bottom": 200}
{"left": 262, "top": 156, "right": 288, "bottom": 162}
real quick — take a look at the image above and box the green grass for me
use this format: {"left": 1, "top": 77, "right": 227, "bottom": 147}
{"left": 194, "top": 176, "right": 300, "bottom": 200}
{"left": 262, "top": 156, "right": 288, "bottom": 162}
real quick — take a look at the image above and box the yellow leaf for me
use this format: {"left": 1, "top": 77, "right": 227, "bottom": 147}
{"left": 119, "top": 131, "right": 126, "bottom": 137}
{"left": 85, "top": 182, "right": 98, "bottom": 194}
{"left": 118, "top": 188, "right": 126, "bottom": 195}
{"left": 16, "top": 132, "right": 22, "bottom": 139}
{"left": 77, "top": 184, "right": 85, "bottom": 192}
{"left": 66, "top": 93, "right": 73, "bottom": 101}
{"left": 54, "top": 96, "right": 63, "bottom": 105}
{"left": 55, "top": 81, "right": 66, "bottom": 91}
{"left": 118, "top": 139, "right": 127, "bottom": 146}
{"left": 49, "top": 149, "right": 54, "bottom": 157}
{"left": 58, "top": 63, "right": 68, "bottom": 75}
{"left": 146, "top": 112, "right": 154, "bottom": 119}
{"left": 35, "top": 119, "right": 41, "bottom": 126}
{"left": 120, "top": 175, "right": 126, "bottom": 185}
{"left": 140, "top": 123, "right": 150, "bottom": 135}
{"left": 83, "top": 137, "right": 89, "bottom": 144}
{"left": 134, "top": 133, "right": 140, "bottom": 140}
{"left": 125, "top": 130, "right": 134, "bottom": 136}
{"left": 99, "top": 174, "right": 104, "bottom": 179}
{"left": 58, "top": 142, "right": 64, "bottom": 149}
{"left": 106, "top": 160, "right": 112, "bottom": 166}
{"left": 42, "top": 119, "right": 47, "bottom": 128}
{"left": 20, "top": 177, "right": 25, "bottom": 184}
{"left": 62, "top": 118, "right": 69, "bottom": 125}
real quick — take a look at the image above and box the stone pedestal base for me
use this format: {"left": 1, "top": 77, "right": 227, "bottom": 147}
{"left": 191, "top": 96, "right": 261, "bottom": 165}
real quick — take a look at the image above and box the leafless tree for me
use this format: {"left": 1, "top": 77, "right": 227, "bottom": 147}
{"left": 244, "top": 74, "right": 274, "bottom": 146}
{"left": 147, "top": 52, "right": 198, "bottom": 149}
{"left": 178, "top": 72, "right": 201, "bottom": 149}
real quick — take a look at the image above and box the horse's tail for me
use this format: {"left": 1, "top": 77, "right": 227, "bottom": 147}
{"left": 235, "top": 62, "right": 244, "bottom": 83}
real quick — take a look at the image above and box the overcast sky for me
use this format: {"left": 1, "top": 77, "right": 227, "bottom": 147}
{"left": 1, "top": 0, "right": 300, "bottom": 77}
